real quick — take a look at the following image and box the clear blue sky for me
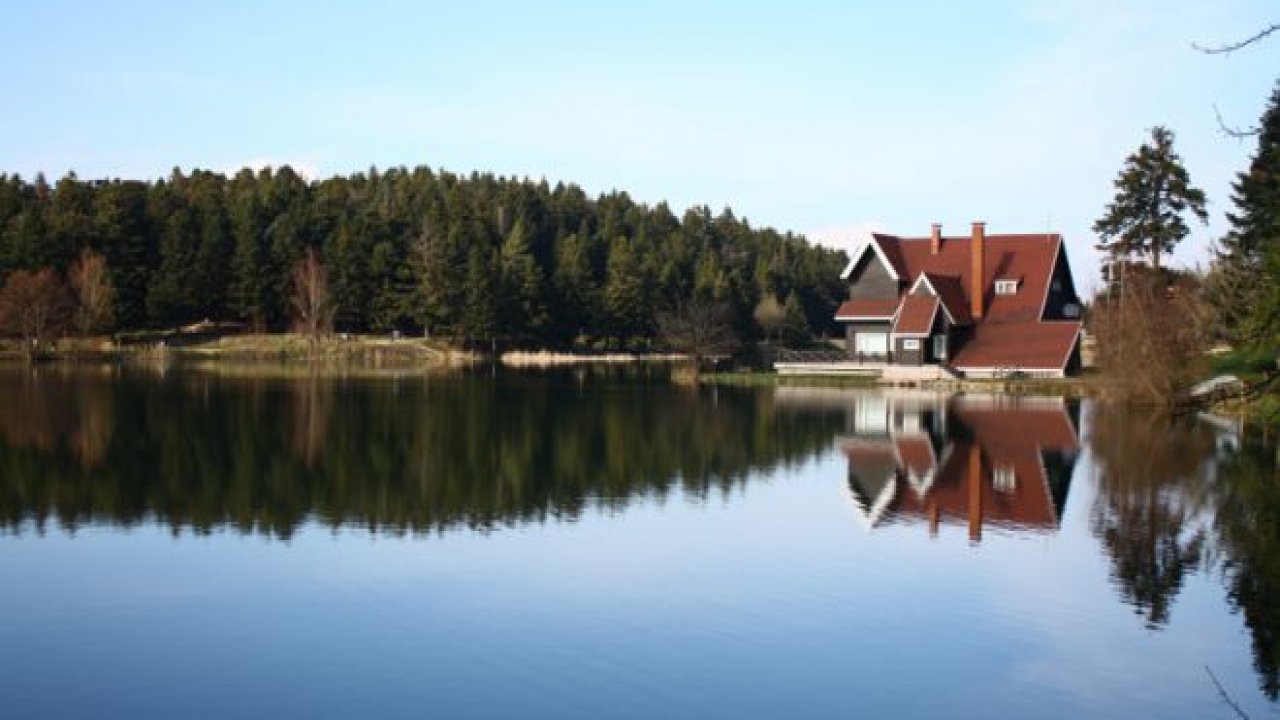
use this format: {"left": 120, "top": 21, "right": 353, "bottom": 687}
{"left": 2, "top": 0, "right": 1276, "bottom": 290}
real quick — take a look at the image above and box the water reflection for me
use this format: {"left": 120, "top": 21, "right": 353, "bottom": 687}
{"left": 1087, "top": 406, "right": 1214, "bottom": 629}
{"left": 0, "top": 367, "right": 844, "bottom": 537}
{"left": 776, "top": 389, "right": 1079, "bottom": 539}
{"left": 1, "top": 367, "right": 1279, "bottom": 708}
{"left": 1086, "top": 403, "right": 1279, "bottom": 700}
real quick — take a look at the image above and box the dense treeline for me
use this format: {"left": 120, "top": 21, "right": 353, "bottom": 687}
{"left": 0, "top": 166, "right": 847, "bottom": 348}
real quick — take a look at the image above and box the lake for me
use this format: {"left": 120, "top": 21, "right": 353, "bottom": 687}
{"left": 0, "top": 365, "right": 1276, "bottom": 718}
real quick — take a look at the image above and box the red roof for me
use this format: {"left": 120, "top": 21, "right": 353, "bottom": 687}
{"left": 835, "top": 298, "right": 898, "bottom": 319}
{"left": 919, "top": 272, "right": 972, "bottom": 325}
{"left": 892, "top": 295, "right": 938, "bottom": 335}
{"left": 950, "top": 320, "right": 1080, "bottom": 371}
{"left": 874, "top": 232, "right": 1063, "bottom": 324}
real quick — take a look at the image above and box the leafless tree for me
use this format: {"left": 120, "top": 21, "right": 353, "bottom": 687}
{"left": 0, "top": 269, "right": 73, "bottom": 360}
{"left": 68, "top": 248, "right": 116, "bottom": 338}
{"left": 1092, "top": 268, "right": 1213, "bottom": 404}
{"left": 658, "top": 298, "right": 739, "bottom": 372}
{"left": 289, "top": 249, "right": 334, "bottom": 354}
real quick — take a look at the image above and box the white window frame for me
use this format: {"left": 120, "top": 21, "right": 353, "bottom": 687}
{"left": 855, "top": 332, "right": 889, "bottom": 356}
{"left": 995, "top": 279, "right": 1019, "bottom": 295}
{"left": 902, "top": 338, "right": 921, "bottom": 351}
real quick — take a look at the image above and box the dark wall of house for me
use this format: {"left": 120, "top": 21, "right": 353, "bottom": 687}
{"left": 895, "top": 337, "right": 924, "bottom": 365}
{"left": 847, "top": 253, "right": 900, "bottom": 299}
{"left": 1065, "top": 338, "right": 1082, "bottom": 376}
{"left": 1041, "top": 243, "right": 1083, "bottom": 320}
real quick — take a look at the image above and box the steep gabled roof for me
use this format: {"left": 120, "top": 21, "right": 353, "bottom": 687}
{"left": 872, "top": 232, "right": 1064, "bottom": 323}
{"left": 917, "top": 272, "right": 972, "bottom": 325}
{"left": 892, "top": 295, "right": 939, "bottom": 336}
{"left": 839, "top": 236, "right": 902, "bottom": 281}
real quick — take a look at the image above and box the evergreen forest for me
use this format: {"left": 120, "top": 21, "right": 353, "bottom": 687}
{"left": 0, "top": 166, "right": 848, "bottom": 349}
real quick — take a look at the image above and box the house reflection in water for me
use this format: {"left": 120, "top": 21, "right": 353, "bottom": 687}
{"left": 776, "top": 388, "right": 1079, "bottom": 540}
{"left": 843, "top": 393, "right": 1078, "bottom": 539}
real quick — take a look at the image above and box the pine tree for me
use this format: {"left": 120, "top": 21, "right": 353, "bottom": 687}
{"left": 499, "top": 215, "right": 547, "bottom": 342}
{"left": 1213, "top": 81, "right": 1280, "bottom": 346}
{"left": 412, "top": 215, "right": 466, "bottom": 334}
{"left": 227, "top": 171, "right": 268, "bottom": 328}
{"left": 603, "top": 236, "right": 649, "bottom": 346}
{"left": 780, "top": 291, "right": 811, "bottom": 347}
{"left": 1093, "top": 126, "right": 1208, "bottom": 273}
{"left": 551, "top": 232, "right": 596, "bottom": 344}
{"left": 94, "top": 181, "right": 152, "bottom": 329}
{"left": 460, "top": 244, "right": 497, "bottom": 347}
{"left": 325, "top": 218, "right": 369, "bottom": 332}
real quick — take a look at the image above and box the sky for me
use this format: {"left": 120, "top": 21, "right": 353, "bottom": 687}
{"left": 1, "top": 0, "right": 1277, "bottom": 292}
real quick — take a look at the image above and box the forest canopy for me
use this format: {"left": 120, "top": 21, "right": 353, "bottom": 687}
{"left": 0, "top": 166, "right": 848, "bottom": 349}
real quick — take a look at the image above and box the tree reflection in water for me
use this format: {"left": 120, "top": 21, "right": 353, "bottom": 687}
{"left": 0, "top": 366, "right": 844, "bottom": 537}
{"left": 1086, "top": 405, "right": 1215, "bottom": 629}
{"left": 1087, "top": 404, "right": 1280, "bottom": 700}
{"left": 1, "top": 368, "right": 1276, "bottom": 701}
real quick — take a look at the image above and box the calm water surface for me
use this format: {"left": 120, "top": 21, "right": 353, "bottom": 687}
{"left": 0, "top": 366, "right": 1277, "bottom": 718}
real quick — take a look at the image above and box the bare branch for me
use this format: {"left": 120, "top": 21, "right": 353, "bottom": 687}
{"left": 1214, "top": 104, "right": 1260, "bottom": 139}
{"left": 1193, "top": 22, "right": 1280, "bottom": 54}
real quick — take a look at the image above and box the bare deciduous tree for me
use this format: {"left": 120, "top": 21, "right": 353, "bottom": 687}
{"left": 0, "top": 269, "right": 74, "bottom": 360}
{"left": 1092, "top": 269, "right": 1213, "bottom": 404}
{"left": 68, "top": 248, "right": 116, "bottom": 338}
{"left": 658, "top": 298, "right": 739, "bottom": 373}
{"left": 289, "top": 249, "right": 334, "bottom": 354}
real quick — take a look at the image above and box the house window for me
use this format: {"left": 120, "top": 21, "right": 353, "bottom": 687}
{"left": 1063, "top": 303, "right": 1081, "bottom": 319}
{"left": 855, "top": 332, "right": 889, "bottom": 356}
{"left": 1052, "top": 279, "right": 1063, "bottom": 292}
{"left": 902, "top": 338, "right": 921, "bottom": 350}
{"left": 993, "top": 466, "right": 1016, "bottom": 493}
{"left": 995, "top": 279, "right": 1019, "bottom": 295}
{"left": 932, "top": 334, "right": 946, "bottom": 359}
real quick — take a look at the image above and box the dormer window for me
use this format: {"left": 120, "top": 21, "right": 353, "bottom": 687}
{"left": 994, "top": 279, "right": 1019, "bottom": 295}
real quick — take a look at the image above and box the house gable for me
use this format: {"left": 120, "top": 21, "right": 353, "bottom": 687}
{"left": 1038, "top": 239, "right": 1084, "bottom": 321}
{"left": 840, "top": 238, "right": 902, "bottom": 286}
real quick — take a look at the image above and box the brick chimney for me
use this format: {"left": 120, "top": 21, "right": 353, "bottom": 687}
{"left": 930, "top": 223, "right": 942, "bottom": 255}
{"left": 970, "top": 221, "right": 986, "bottom": 320}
